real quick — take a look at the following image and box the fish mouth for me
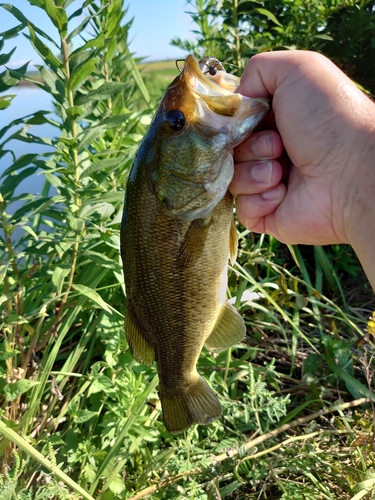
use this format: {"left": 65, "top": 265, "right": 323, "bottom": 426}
{"left": 181, "top": 55, "right": 269, "bottom": 123}
{"left": 184, "top": 55, "right": 239, "bottom": 94}
{"left": 174, "top": 55, "right": 270, "bottom": 146}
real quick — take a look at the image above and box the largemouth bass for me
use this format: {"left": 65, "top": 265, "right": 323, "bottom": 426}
{"left": 121, "top": 55, "right": 269, "bottom": 434}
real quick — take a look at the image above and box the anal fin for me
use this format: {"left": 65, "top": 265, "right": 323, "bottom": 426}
{"left": 204, "top": 301, "right": 245, "bottom": 351}
{"left": 125, "top": 304, "right": 155, "bottom": 365}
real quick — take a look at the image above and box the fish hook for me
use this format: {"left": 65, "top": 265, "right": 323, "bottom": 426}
{"left": 175, "top": 59, "right": 186, "bottom": 73}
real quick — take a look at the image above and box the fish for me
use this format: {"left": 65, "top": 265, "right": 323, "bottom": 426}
{"left": 120, "top": 55, "right": 269, "bottom": 434}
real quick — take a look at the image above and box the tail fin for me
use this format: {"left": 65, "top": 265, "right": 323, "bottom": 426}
{"left": 159, "top": 376, "right": 222, "bottom": 435}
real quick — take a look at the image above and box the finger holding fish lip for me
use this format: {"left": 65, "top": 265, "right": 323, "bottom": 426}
{"left": 234, "top": 130, "right": 283, "bottom": 162}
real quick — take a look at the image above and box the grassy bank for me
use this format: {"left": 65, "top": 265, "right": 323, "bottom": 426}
{"left": 1, "top": 1, "right": 375, "bottom": 499}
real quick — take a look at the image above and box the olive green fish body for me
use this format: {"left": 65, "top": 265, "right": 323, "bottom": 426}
{"left": 121, "top": 55, "right": 269, "bottom": 434}
{"left": 123, "top": 157, "right": 236, "bottom": 431}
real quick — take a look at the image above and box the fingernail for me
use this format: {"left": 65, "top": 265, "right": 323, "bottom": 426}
{"left": 252, "top": 161, "right": 273, "bottom": 185}
{"left": 262, "top": 186, "right": 283, "bottom": 200}
{"left": 251, "top": 132, "right": 272, "bottom": 159}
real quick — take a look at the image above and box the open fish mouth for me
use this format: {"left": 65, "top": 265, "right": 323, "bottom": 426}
{"left": 182, "top": 55, "right": 269, "bottom": 126}
{"left": 170, "top": 55, "right": 270, "bottom": 148}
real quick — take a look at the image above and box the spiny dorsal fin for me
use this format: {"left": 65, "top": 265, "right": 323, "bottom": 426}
{"left": 204, "top": 301, "right": 245, "bottom": 351}
{"left": 125, "top": 305, "right": 155, "bottom": 365}
{"left": 229, "top": 218, "right": 238, "bottom": 264}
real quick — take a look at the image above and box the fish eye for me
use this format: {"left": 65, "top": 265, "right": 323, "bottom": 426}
{"left": 166, "top": 109, "right": 185, "bottom": 131}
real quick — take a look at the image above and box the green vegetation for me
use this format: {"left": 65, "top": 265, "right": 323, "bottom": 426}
{"left": 1, "top": 0, "right": 375, "bottom": 499}
{"left": 172, "top": 0, "right": 375, "bottom": 93}
{"left": 138, "top": 61, "right": 179, "bottom": 102}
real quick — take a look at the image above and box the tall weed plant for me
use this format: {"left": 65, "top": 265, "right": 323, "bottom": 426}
{"left": 1, "top": 1, "right": 375, "bottom": 499}
{"left": 172, "top": 0, "right": 375, "bottom": 93}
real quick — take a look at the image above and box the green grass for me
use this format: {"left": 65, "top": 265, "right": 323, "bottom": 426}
{"left": 1, "top": 1, "right": 375, "bottom": 499}
{"left": 138, "top": 60, "right": 180, "bottom": 101}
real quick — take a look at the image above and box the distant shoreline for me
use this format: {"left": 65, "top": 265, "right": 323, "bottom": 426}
{"left": 14, "top": 60, "right": 178, "bottom": 88}
{"left": 17, "top": 76, "right": 43, "bottom": 87}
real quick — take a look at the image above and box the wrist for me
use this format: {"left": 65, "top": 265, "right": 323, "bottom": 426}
{"left": 344, "top": 119, "right": 375, "bottom": 290}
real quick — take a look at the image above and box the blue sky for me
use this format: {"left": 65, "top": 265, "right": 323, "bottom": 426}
{"left": 0, "top": 0, "right": 194, "bottom": 69}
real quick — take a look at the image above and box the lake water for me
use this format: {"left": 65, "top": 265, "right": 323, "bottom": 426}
{"left": 1, "top": 83, "right": 60, "bottom": 242}
{"left": 1, "top": 85, "right": 58, "bottom": 243}
{"left": 0, "top": 85, "right": 56, "bottom": 192}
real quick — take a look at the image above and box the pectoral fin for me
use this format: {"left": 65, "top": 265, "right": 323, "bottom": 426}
{"left": 179, "top": 218, "right": 211, "bottom": 264}
{"left": 125, "top": 304, "right": 155, "bottom": 365}
{"left": 204, "top": 301, "right": 245, "bottom": 351}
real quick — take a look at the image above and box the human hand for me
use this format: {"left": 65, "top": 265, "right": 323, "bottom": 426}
{"left": 230, "top": 51, "right": 375, "bottom": 252}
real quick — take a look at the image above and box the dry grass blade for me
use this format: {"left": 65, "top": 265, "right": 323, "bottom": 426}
{"left": 0, "top": 420, "right": 95, "bottom": 500}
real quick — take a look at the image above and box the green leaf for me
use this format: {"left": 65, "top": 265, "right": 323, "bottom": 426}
{"left": 254, "top": 8, "right": 283, "bottom": 27}
{"left": 27, "top": 25, "right": 62, "bottom": 73}
{"left": 78, "top": 125, "right": 106, "bottom": 152}
{"left": 74, "top": 409, "right": 98, "bottom": 424}
{"left": 66, "top": 105, "right": 84, "bottom": 120}
{"left": 0, "top": 3, "right": 57, "bottom": 47}
{"left": 314, "top": 34, "right": 334, "bottom": 41}
{"left": 69, "top": 57, "right": 99, "bottom": 91}
{"left": 1, "top": 154, "right": 39, "bottom": 178}
{"left": 80, "top": 157, "right": 124, "bottom": 179}
{"left": 0, "top": 68, "right": 20, "bottom": 91}
{"left": 95, "top": 113, "right": 131, "bottom": 130}
{"left": 88, "top": 374, "right": 114, "bottom": 395}
{"left": 109, "top": 476, "right": 126, "bottom": 495}
{"left": 27, "top": 0, "right": 44, "bottom": 7}
{"left": 76, "top": 82, "right": 129, "bottom": 105}
{"left": 71, "top": 33, "right": 105, "bottom": 55}
{"left": 1, "top": 166, "right": 39, "bottom": 199}
{"left": 82, "top": 192, "right": 124, "bottom": 205}
{"left": 0, "top": 420, "right": 96, "bottom": 500}
{"left": 11, "top": 196, "right": 65, "bottom": 223}
{"left": 82, "top": 250, "right": 121, "bottom": 270}
{"left": 3, "top": 379, "right": 40, "bottom": 401}
{"left": 0, "top": 264, "right": 8, "bottom": 285}
{"left": 52, "top": 266, "right": 71, "bottom": 295}
{"left": 0, "top": 94, "right": 15, "bottom": 110}
{"left": 45, "top": 0, "right": 68, "bottom": 36}
{"left": 37, "top": 65, "right": 61, "bottom": 96}
{"left": 0, "top": 341, "right": 19, "bottom": 361}
{"left": 220, "top": 481, "right": 242, "bottom": 497}
{"left": 326, "top": 356, "right": 375, "bottom": 401}
{"left": 22, "top": 225, "right": 39, "bottom": 241}
{"left": 0, "top": 22, "right": 26, "bottom": 39}
{"left": 72, "top": 284, "right": 112, "bottom": 313}
{"left": 0, "top": 3, "right": 30, "bottom": 25}
{"left": 0, "top": 46, "right": 16, "bottom": 66}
